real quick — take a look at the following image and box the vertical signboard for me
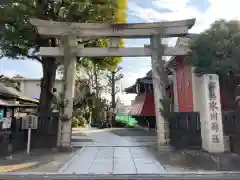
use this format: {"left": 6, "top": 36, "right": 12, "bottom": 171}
{"left": 205, "top": 74, "right": 224, "bottom": 152}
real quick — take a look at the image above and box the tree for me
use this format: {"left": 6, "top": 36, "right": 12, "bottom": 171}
{"left": 105, "top": 67, "right": 124, "bottom": 113}
{"left": 186, "top": 19, "right": 240, "bottom": 109}
{"left": 77, "top": 53, "right": 120, "bottom": 124}
{"left": 73, "top": 0, "right": 127, "bottom": 123}
{"left": 0, "top": 0, "right": 125, "bottom": 128}
{"left": 187, "top": 20, "right": 240, "bottom": 75}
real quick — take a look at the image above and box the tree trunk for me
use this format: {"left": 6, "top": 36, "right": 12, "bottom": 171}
{"left": 93, "top": 63, "right": 99, "bottom": 124}
{"left": 111, "top": 71, "right": 116, "bottom": 123}
{"left": 33, "top": 0, "right": 59, "bottom": 148}
{"left": 38, "top": 57, "right": 58, "bottom": 132}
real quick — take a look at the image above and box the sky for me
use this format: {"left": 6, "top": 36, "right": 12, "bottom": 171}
{"left": 1, "top": 0, "right": 240, "bottom": 89}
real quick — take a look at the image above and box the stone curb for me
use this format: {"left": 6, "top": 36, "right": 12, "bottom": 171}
{"left": 1, "top": 172, "right": 240, "bottom": 180}
{"left": 58, "top": 147, "right": 85, "bottom": 173}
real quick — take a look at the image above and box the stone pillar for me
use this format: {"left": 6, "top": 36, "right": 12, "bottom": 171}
{"left": 191, "top": 67, "right": 197, "bottom": 112}
{"left": 110, "top": 38, "right": 119, "bottom": 47}
{"left": 201, "top": 74, "right": 224, "bottom": 153}
{"left": 150, "top": 36, "right": 169, "bottom": 145}
{"left": 59, "top": 36, "right": 77, "bottom": 149}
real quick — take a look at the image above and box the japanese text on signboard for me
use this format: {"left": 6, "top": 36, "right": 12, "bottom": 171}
{"left": 208, "top": 80, "right": 220, "bottom": 144}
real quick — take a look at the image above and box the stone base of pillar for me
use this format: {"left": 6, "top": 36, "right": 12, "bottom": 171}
{"left": 156, "top": 121, "right": 170, "bottom": 145}
{"left": 57, "top": 145, "right": 74, "bottom": 152}
{"left": 156, "top": 143, "right": 173, "bottom": 152}
{"left": 59, "top": 120, "right": 72, "bottom": 150}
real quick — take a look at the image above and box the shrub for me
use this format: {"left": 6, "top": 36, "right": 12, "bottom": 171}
{"left": 72, "top": 116, "right": 87, "bottom": 127}
{"left": 72, "top": 117, "right": 79, "bottom": 128}
{"left": 78, "top": 116, "right": 86, "bottom": 127}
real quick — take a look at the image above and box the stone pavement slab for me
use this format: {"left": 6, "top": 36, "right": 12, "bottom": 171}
{"left": 60, "top": 146, "right": 166, "bottom": 174}
{"left": 113, "top": 158, "right": 137, "bottom": 174}
{"left": 61, "top": 128, "right": 167, "bottom": 174}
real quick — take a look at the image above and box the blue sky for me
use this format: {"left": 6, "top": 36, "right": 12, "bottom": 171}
{"left": 1, "top": 0, "right": 240, "bottom": 88}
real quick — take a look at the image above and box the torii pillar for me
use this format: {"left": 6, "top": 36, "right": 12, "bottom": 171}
{"left": 150, "top": 36, "right": 169, "bottom": 146}
{"left": 58, "top": 36, "right": 77, "bottom": 149}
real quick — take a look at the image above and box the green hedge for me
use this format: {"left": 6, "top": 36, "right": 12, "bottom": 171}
{"left": 115, "top": 114, "right": 137, "bottom": 127}
{"left": 72, "top": 116, "right": 87, "bottom": 127}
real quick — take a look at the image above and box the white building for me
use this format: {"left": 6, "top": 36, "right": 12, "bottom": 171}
{"left": 12, "top": 75, "right": 135, "bottom": 107}
{"left": 12, "top": 77, "right": 64, "bottom": 99}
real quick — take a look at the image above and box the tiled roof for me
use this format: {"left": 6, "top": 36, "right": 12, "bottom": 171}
{"left": 165, "top": 34, "right": 199, "bottom": 69}
{"left": 0, "top": 83, "right": 19, "bottom": 97}
{"left": 0, "top": 83, "right": 39, "bottom": 103}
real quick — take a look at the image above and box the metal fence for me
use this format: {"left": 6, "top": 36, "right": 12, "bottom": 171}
{"left": 169, "top": 112, "right": 202, "bottom": 150}
{"left": 222, "top": 111, "right": 240, "bottom": 154}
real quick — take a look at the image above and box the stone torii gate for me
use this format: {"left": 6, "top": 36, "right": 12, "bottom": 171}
{"left": 30, "top": 18, "right": 195, "bottom": 149}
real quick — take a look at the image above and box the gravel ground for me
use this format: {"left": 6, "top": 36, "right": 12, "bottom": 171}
{"left": 109, "top": 127, "right": 240, "bottom": 171}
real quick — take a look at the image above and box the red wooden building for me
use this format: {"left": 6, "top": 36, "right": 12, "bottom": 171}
{"left": 125, "top": 71, "right": 173, "bottom": 129}
{"left": 125, "top": 34, "right": 239, "bottom": 130}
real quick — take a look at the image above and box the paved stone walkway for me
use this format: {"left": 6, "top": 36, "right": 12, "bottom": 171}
{"left": 71, "top": 129, "right": 156, "bottom": 147}
{"left": 60, "top": 146, "right": 166, "bottom": 174}
{"left": 60, "top": 128, "right": 167, "bottom": 174}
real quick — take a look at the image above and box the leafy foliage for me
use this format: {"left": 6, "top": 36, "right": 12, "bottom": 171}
{"left": 0, "top": 0, "right": 125, "bottom": 61}
{"left": 186, "top": 20, "right": 240, "bottom": 75}
{"left": 0, "top": 0, "right": 127, "bottom": 127}
{"left": 71, "top": 116, "right": 86, "bottom": 127}
{"left": 0, "top": 0, "right": 38, "bottom": 60}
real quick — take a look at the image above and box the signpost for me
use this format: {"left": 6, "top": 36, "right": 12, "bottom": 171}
{"left": 22, "top": 114, "right": 38, "bottom": 154}
{"left": 27, "top": 126, "right": 31, "bottom": 154}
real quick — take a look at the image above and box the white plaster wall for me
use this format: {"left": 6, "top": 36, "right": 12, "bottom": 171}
{"left": 18, "top": 80, "right": 63, "bottom": 99}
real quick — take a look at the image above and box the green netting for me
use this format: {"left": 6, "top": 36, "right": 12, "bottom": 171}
{"left": 115, "top": 113, "right": 138, "bottom": 127}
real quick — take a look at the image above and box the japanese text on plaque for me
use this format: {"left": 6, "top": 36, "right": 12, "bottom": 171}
{"left": 208, "top": 80, "right": 220, "bottom": 143}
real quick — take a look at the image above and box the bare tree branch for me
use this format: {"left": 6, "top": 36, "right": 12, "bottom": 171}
{"left": 26, "top": 55, "right": 42, "bottom": 62}
{"left": 115, "top": 66, "right": 122, "bottom": 73}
